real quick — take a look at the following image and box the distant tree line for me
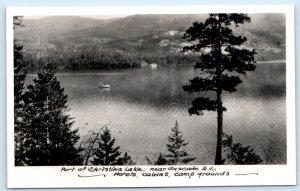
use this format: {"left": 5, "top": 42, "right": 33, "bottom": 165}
{"left": 20, "top": 45, "right": 198, "bottom": 72}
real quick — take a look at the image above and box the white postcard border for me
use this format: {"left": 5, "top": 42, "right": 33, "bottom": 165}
{"left": 6, "top": 5, "right": 296, "bottom": 188}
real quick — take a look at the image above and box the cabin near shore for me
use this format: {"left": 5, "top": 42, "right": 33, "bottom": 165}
{"left": 150, "top": 63, "right": 158, "bottom": 69}
{"left": 140, "top": 61, "right": 149, "bottom": 67}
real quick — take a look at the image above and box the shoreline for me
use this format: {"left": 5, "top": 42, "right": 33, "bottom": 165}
{"left": 26, "top": 60, "right": 286, "bottom": 75}
{"left": 256, "top": 59, "right": 285, "bottom": 64}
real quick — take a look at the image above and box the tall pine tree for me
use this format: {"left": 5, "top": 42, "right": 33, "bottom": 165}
{"left": 21, "top": 64, "right": 82, "bottom": 165}
{"left": 164, "top": 121, "right": 195, "bottom": 165}
{"left": 182, "top": 14, "right": 256, "bottom": 164}
{"left": 91, "top": 127, "right": 121, "bottom": 165}
{"left": 13, "top": 16, "right": 27, "bottom": 165}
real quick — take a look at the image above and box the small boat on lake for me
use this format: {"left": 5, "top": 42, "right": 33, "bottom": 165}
{"left": 99, "top": 83, "right": 111, "bottom": 89}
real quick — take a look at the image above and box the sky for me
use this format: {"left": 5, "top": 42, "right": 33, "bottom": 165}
{"left": 24, "top": 15, "right": 130, "bottom": 20}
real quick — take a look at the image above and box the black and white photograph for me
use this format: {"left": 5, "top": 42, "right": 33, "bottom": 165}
{"left": 7, "top": 5, "right": 295, "bottom": 188}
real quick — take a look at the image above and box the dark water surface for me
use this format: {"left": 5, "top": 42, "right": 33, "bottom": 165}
{"left": 27, "top": 63, "right": 286, "bottom": 164}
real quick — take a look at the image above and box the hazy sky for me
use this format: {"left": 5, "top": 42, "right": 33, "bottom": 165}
{"left": 24, "top": 15, "right": 129, "bottom": 20}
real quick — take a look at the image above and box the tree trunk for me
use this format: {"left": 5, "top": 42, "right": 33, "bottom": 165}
{"left": 215, "top": 87, "right": 223, "bottom": 164}
{"left": 215, "top": 37, "right": 223, "bottom": 165}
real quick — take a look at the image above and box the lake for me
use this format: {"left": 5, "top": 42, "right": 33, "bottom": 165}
{"left": 27, "top": 62, "right": 286, "bottom": 165}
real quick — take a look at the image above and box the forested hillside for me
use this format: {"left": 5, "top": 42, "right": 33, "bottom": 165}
{"left": 14, "top": 14, "right": 286, "bottom": 71}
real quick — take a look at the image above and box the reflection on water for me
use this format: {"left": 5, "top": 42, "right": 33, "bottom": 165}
{"left": 26, "top": 63, "right": 286, "bottom": 164}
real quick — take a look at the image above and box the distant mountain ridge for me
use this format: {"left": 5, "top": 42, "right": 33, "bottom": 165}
{"left": 14, "top": 14, "right": 286, "bottom": 70}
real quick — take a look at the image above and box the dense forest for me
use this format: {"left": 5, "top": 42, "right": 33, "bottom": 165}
{"left": 22, "top": 46, "right": 199, "bottom": 71}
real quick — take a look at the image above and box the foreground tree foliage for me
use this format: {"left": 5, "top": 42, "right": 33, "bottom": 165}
{"left": 262, "top": 124, "right": 277, "bottom": 164}
{"left": 146, "top": 153, "right": 168, "bottom": 165}
{"left": 116, "top": 152, "right": 136, "bottom": 165}
{"left": 20, "top": 64, "right": 82, "bottom": 165}
{"left": 182, "top": 14, "right": 256, "bottom": 164}
{"left": 164, "top": 121, "right": 195, "bottom": 164}
{"left": 91, "top": 127, "right": 135, "bottom": 165}
{"left": 13, "top": 16, "right": 27, "bottom": 165}
{"left": 91, "top": 127, "right": 121, "bottom": 165}
{"left": 146, "top": 121, "right": 195, "bottom": 165}
{"left": 222, "top": 134, "right": 262, "bottom": 164}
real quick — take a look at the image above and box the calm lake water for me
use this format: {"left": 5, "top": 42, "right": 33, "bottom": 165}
{"left": 27, "top": 63, "right": 286, "bottom": 165}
